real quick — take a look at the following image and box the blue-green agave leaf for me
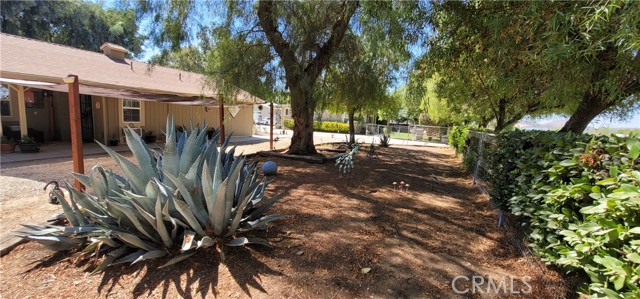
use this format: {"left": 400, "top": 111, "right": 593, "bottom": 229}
{"left": 159, "top": 251, "right": 197, "bottom": 268}
{"left": 131, "top": 250, "right": 166, "bottom": 265}
{"left": 163, "top": 171, "right": 207, "bottom": 226}
{"left": 155, "top": 198, "right": 173, "bottom": 248}
{"left": 172, "top": 198, "right": 206, "bottom": 236}
{"left": 226, "top": 237, "right": 272, "bottom": 247}
{"left": 124, "top": 127, "right": 158, "bottom": 181}
{"left": 112, "top": 232, "right": 157, "bottom": 252}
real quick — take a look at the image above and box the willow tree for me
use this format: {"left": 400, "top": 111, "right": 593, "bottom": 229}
{"left": 543, "top": 1, "right": 640, "bottom": 133}
{"left": 319, "top": 33, "right": 393, "bottom": 145}
{"left": 412, "top": 0, "right": 639, "bottom": 133}
{"left": 410, "top": 1, "right": 564, "bottom": 132}
{"left": 137, "top": 1, "right": 425, "bottom": 154}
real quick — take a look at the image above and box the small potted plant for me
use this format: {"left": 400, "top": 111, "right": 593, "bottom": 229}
{"left": 1, "top": 135, "right": 16, "bottom": 153}
{"left": 108, "top": 134, "right": 119, "bottom": 146}
{"left": 18, "top": 135, "right": 40, "bottom": 153}
{"left": 143, "top": 130, "right": 157, "bottom": 144}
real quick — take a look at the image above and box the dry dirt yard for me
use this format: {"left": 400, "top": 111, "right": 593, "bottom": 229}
{"left": 0, "top": 145, "right": 575, "bottom": 299}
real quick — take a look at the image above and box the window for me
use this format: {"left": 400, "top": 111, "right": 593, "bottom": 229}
{"left": 122, "top": 99, "right": 141, "bottom": 122}
{"left": 285, "top": 108, "right": 289, "bottom": 116}
{"left": 0, "top": 84, "right": 10, "bottom": 117}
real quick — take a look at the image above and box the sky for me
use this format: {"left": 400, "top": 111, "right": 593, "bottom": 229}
{"left": 589, "top": 113, "right": 640, "bottom": 129}
{"left": 521, "top": 112, "right": 640, "bottom": 129}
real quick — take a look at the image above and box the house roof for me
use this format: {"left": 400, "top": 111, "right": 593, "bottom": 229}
{"left": 0, "top": 33, "right": 262, "bottom": 105}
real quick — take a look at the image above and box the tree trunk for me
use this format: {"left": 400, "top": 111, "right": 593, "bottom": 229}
{"left": 495, "top": 117, "right": 521, "bottom": 132}
{"left": 493, "top": 98, "right": 507, "bottom": 131}
{"left": 348, "top": 108, "right": 355, "bottom": 145}
{"left": 257, "top": 1, "right": 358, "bottom": 155}
{"left": 478, "top": 116, "right": 492, "bottom": 129}
{"left": 559, "top": 93, "right": 611, "bottom": 134}
{"left": 288, "top": 86, "right": 317, "bottom": 155}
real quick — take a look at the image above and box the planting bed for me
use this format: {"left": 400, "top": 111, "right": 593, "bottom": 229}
{"left": 0, "top": 146, "right": 573, "bottom": 298}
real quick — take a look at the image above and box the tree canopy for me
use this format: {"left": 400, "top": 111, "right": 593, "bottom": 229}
{"left": 137, "top": 0, "right": 426, "bottom": 154}
{"left": 410, "top": 0, "right": 640, "bottom": 133}
{"left": 1, "top": 0, "right": 144, "bottom": 56}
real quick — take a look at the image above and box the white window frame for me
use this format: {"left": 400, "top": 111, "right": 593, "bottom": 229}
{"left": 120, "top": 99, "right": 144, "bottom": 125}
{"left": 0, "top": 84, "right": 11, "bottom": 117}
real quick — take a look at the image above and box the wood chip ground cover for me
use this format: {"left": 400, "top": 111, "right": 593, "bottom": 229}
{"left": 0, "top": 146, "right": 574, "bottom": 298}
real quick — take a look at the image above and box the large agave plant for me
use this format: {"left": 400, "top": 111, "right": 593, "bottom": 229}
{"left": 16, "top": 117, "right": 284, "bottom": 270}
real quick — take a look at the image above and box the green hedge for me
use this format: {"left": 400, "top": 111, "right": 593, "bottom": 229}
{"left": 282, "top": 119, "right": 350, "bottom": 133}
{"left": 448, "top": 125, "right": 469, "bottom": 154}
{"left": 283, "top": 119, "right": 294, "bottom": 129}
{"left": 486, "top": 130, "right": 640, "bottom": 298}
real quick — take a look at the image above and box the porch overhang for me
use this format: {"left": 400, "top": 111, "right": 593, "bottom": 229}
{"left": 0, "top": 76, "right": 226, "bottom": 106}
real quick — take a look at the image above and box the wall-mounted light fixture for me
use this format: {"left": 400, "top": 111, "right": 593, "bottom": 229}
{"left": 63, "top": 75, "right": 76, "bottom": 84}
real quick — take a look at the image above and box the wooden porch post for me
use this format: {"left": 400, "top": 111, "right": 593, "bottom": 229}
{"left": 16, "top": 85, "right": 28, "bottom": 137}
{"left": 65, "top": 75, "right": 84, "bottom": 190}
{"left": 219, "top": 97, "right": 225, "bottom": 143}
{"left": 270, "top": 102, "right": 274, "bottom": 150}
{"left": 101, "top": 96, "right": 108, "bottom": 144}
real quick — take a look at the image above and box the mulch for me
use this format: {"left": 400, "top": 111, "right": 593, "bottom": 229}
{"left": 0, "top": 145, "right": 574, "bottom": 299}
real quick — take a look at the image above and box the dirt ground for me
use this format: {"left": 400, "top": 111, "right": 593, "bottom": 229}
{"left": 0, "top": 145, "right": 574, "bottom": 299}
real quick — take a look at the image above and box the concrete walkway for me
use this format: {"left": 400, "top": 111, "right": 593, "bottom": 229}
{"left": 0, "top": 135, "right": 276, "bottom": 165}
{"left": 0, "top": 131, "right": 447, "bottom": 165}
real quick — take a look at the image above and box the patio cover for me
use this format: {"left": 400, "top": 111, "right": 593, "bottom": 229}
{"left": 0, "top": 33, "right": 263, "bottom": 106}
{"left": 0, "top": 78, "right": 217, "bottom": 106}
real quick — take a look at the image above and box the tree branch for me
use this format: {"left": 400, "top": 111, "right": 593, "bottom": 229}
{"left": 304, "top": 1, "right": 359, "bottom": 82}
{"left": 257, "top": 1, "right": 301, "bottom": 82}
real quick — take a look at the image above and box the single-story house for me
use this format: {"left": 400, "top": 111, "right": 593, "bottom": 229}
{"left": 253, "top": 103, "right": 291, "bottom": 126}
{"left": 0, "top": 33, "right": 262, "bottom": 145}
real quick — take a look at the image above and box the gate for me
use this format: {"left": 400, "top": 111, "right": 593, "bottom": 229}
{"left": 79, "top": 95, "right": 94, "bottom": 143}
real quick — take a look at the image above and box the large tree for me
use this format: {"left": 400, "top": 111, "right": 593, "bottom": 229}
{"left": 1, "top": 0, "right": 144, "bottom": 56}
{"left": 542, "top": 1, "right": 640, "bottom": 133}
{"left": 138, "top": 1, "right": 425, "bottom": 154}
{"left": 256, "top": 1, "right": 357, "bottom": 154}
{"left": 411, "top": 1, "right": 563, "bottom": 132}
{"left": 319, "top": 32, "right": 397, "bottom": 145}
{"left": 412, "top": 0, "right": 639, "bottom": 133}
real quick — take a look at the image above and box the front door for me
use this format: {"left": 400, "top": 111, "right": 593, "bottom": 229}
{"left": 79, "top": 95, "right": 94, "bottom": 143}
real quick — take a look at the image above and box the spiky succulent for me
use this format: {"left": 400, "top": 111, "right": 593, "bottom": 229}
{"left": 379, "top": 135, "right": 390, "bottom": 148}
{"left": 335, "top": 143, "right": 360, "bottom": 174}
{"left": 16, "top": 117, "right": 284, "bottom": 269}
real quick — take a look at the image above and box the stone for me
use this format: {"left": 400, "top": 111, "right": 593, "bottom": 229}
{"left": 262, "top": 160, "right": 278, "bottom": 176}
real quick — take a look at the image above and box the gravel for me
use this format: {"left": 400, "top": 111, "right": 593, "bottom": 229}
{"left": 0, "top": 138, "right": 292, "bottom": 202}
{"left": 0, "top": 154, "right": 121, "bottom": 202}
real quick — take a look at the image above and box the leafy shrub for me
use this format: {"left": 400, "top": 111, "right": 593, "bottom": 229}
{"left": 283, "top": 119, "right": 349, "bottom": 133}
{"left": 486, "top": 130, "right": 640, "bottom": 298}
{"left": 448, "top": 125, "right": 469, "bottom": 154}
{"left": 283, "top": 119, "right": 294, "bottom": 129}
{"left": 315, "top": 121, "right": 349, "bottom": 133}
{"left": 17, "top": 117, "right": 284, "bottom": 269}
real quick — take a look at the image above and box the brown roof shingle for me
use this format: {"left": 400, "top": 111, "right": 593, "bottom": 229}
{"left": 0, "top": 33, "right": 261, "bottom": 104}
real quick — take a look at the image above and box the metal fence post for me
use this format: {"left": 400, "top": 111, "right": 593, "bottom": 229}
{"left": 472, "top": 132, "right": 485, "bottom": 185}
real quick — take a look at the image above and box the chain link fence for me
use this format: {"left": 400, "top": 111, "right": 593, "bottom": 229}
{"left": 463, "top": 131, "right": 497, "bottom": 185}
{"left": 361, "top": 124, "right": 451, "bottom": 143}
